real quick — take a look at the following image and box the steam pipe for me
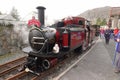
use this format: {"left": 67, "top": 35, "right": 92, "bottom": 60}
{"left": 36, "top": 6, "right": 46, "bottom": 27}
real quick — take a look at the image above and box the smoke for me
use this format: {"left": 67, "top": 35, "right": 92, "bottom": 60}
{"left": 13, "top": 23, "right": 29, "bottom": 45}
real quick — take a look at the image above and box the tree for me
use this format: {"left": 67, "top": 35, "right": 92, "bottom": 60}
{"left": 96, "top": 18, "right": 107, "bottom": 26}
{"left": 10, "top": 7, "right": 20, "bottom": 21}
{"left": 101, "top": 18, "right": 107, "bottom": 26}
{"left": 96, "top": 18, "right": 101, "bottom": 25}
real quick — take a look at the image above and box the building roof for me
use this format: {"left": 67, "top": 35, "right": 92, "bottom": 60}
{"left": 0, "top": 14, "right": 16, "bottom": 21}
{"left": 0, "top": 14, "right": 16, "bottom": 25}
{"left": 0, "top": 14, "right": 26, "bottom": 26}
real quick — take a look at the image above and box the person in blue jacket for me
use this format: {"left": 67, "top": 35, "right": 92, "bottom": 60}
{"left": 114, "top": 30, "right": 120, "bottom": 73}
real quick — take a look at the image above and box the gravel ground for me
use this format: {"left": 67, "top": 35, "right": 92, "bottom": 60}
{"left": 0, "top": 50, "right": 27, "bottom": 65}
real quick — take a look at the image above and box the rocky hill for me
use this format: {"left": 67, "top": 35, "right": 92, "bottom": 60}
{"left": 78, "top": 6, "right": 120, "bottom": 24}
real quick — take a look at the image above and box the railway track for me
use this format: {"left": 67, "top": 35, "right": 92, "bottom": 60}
{"left": 1, "top": 51, "right": 80, "bottom": 80}
{"left": 4, "top": 54, "right": 73, "bottom": 80}
{"left": 0, "top": 56, "right": 27, "bottom": 80}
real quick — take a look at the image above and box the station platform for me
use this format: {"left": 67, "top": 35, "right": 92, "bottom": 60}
{"left": 53, "top": 38, "right": 120, "bottom": 80}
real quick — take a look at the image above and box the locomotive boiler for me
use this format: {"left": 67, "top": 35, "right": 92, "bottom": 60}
{"left": 23, "top": 6, "right": 95, "bottom": 75}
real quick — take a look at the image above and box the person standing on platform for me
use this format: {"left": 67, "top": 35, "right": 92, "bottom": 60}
{"left": 114, "top": 27, "right": 119, "bottom": 36}
{"left": 100, "top": 27, "right": 104, "bottom": 39}
{"left": 104, "top": 27, "right": 111, "bottom": 44}
{"left": 113, "top": 27, "right": 119, "bottom": 41}
{"left": 113, "top": 30, "right": 120, "bottom": 73}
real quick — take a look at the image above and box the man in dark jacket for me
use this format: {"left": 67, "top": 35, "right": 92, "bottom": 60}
{"left": 104, "top": 27, "right": 111, "bottom": 44}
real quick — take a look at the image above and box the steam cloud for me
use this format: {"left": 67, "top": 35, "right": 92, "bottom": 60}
{"left": 13, "top": 23, "right": 29, "bottom": 45}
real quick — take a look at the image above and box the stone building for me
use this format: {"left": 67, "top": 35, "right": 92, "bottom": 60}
{"left": 110, "top": 7, "right": 120, "bottom": 29}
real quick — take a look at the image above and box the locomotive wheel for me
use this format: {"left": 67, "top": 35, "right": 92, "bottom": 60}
{"left": 42, "top": 59, "right": 50, "bottom": 69}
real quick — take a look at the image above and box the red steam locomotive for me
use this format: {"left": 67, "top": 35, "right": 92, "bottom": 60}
{"left": 23, "top": 6, "right": 96, "bottom": 75}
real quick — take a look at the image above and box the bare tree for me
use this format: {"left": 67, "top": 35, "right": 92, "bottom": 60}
{"left": 10, "top": 7, "right": 20, "bottom": 21}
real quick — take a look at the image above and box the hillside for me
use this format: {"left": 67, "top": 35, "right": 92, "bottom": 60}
{"left": 78, "top": 6, "right": 120, "bottom": 24}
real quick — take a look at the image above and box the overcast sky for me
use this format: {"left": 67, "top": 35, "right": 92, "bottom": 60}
{"left": 0, "top": 0, "right": 120, "bottom": 24}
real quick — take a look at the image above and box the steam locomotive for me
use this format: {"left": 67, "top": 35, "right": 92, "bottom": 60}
{"left": 23, "top": 6, "right": 96, "bottom": 75}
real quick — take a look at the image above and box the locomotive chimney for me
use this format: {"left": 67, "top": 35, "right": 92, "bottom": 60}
{"left": 36, "top": 6, "right": 46, "bottom": 26}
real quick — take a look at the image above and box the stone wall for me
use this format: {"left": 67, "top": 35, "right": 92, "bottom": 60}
{"left": 0, "top": 26, "right": 26, "bottom": 55}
